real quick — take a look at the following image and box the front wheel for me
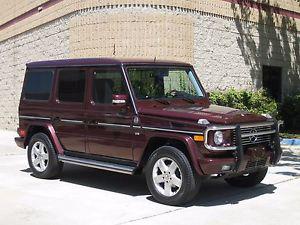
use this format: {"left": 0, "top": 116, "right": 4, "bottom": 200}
{"left": 225, "top": 167, "right": 268, "bottom": 188}
{"left": 145, "top": 146, "right": 201, "bottom": 206}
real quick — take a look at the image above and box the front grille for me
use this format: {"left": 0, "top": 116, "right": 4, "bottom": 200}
{"left": 241, "top": 134, "right": 272, "bottom": 145}
{"left": 239, "top": 124, "right": 275, "bottom": 146}
{"left": 246, "top": 158, "right": 267, "bottom": 169}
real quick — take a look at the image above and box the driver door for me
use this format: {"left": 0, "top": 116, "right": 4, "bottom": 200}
{"left": 85, "top": 67, "right": 134, "bottom": 160}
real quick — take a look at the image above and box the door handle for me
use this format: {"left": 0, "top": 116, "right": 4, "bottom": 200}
{"left": 86, "top": 120, "right": 97, "bottom": 125}
{"left": 52, "top": 117, "right": 61, "bottom": 123}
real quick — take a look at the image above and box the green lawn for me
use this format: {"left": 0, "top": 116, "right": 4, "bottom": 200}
{"left": 280, "top": 133, "right": 300, "bottom": 139}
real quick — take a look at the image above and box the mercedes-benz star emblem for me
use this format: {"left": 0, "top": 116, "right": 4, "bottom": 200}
{"left": 249, "top": 129, "right": 258, "bottom": 143}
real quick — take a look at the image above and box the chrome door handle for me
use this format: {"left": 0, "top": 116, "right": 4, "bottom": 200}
{"left": 52, "top": 117, "right": 61, "bottom": 122}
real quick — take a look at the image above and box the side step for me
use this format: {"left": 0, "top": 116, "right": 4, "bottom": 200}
{"left": 58, "top": 155, "right": 136, "bottom": 175}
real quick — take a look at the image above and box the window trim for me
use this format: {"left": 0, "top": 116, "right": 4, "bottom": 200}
{"left": 91, "top": 67, "right": 127, "bottom": 106}
{"left": 55, "top": 68, "right": 88, "bottom": 105}
{"left": 22, "top": 68, "right": 55, "bottom": 102}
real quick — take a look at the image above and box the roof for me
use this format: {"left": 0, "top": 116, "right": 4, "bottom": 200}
{"left": 26, "top": 58, "right": 192, "bottom": 68}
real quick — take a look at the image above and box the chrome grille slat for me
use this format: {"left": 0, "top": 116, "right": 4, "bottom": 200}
{"left": 236, "top": 123, "right": 275, "bottom": 146}
{"left": 241, "top": 126, "right": 272, "bottom": 133}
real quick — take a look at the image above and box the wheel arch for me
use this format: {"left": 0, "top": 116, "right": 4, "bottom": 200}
{"left": 136, "top": 134, "right": 203, "bottom": 175}
{"left": 24, "top": 123, "right": 64, "bottom": 154}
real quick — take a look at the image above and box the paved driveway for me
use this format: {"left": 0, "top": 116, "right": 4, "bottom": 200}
{"left": 0, "top": 130, "right": 300, "bottom": 225}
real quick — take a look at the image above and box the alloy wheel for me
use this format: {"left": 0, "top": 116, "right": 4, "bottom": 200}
{"left": 31, "top": 141, "right": 49, "bottom": 172}
{"left": 152, "top": 157, "right": 182, "bottom": 197}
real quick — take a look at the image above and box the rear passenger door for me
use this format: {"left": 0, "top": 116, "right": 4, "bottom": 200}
{"left": 52, "top": 68, "right": 87, "bottom": 153}
{"left": 86, "top": 67, "right": 134, "bottom": 160}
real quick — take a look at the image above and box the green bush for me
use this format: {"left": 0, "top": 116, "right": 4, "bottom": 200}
{"left": 209, "top": 88, "right": 279, "bottom": 118}
{"left": 280, "top": 94, "right": 300, "bottom": 132}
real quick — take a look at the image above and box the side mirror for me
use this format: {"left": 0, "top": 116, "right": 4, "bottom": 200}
{"left": 112, "top": 94, "right": 128, "bottom": 104}
{"left": 206, "top": 92, "right": 210, "bottom": 98}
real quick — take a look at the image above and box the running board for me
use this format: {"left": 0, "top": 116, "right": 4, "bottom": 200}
{"left": 58, "top": 155, "right": 136, "bottom": 175}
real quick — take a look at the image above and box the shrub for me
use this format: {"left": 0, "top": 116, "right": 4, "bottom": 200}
{"left": 280, "top": 94, "right": 300, "bottom": 132}
{"left": 209, "top": 88, "right": 279, "bottom": 118}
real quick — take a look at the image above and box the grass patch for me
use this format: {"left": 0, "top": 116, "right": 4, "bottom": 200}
{"left": 280, "top": 133, "right": 300, "bottom": 139}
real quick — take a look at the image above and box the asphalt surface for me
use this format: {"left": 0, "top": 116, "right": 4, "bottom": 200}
{"left": 0, "top": 130, "right": 300, "bottom": 225}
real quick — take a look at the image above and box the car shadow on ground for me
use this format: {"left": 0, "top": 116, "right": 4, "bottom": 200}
{"left": 21, "top": 149, "right": 300, "bottom": 206}
{"left": 187, "top": 180, "right": 276, "bottom": 207}
{"left": 21, "top": 163, "right": 277, "bottom": 207}
{"left": 275, "top": 151, "right": 300, "bottom": 177}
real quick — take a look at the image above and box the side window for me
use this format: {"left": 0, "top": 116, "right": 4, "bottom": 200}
{"left": 24, "top": 70, "right": 53, "bottom": 101}
{"left": 58, "top": 69, "right": 86, "bottom": 103}
{"left": 93, "top": 69, "right": 126, "bottom": 104}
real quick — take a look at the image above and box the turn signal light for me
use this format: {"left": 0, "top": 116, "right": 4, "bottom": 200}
{"left": 193, "top": 135, "right": 204, "bottom": 142}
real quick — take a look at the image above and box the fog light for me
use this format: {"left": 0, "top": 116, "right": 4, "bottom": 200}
{"left": 221, "top": 165, "right": 231, "bottom": 171}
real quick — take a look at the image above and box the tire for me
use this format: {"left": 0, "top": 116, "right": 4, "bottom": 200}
{"left": 225, "top": 167, "right": 268, "bottom": 188}
{"left": 145, "top": 146, "right": 201, "bottom": 206}
{"left": 27, "top": 132, "right": 63, "bottom": 179}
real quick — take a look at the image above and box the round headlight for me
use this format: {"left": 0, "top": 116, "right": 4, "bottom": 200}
{"left": 214, "top": 131, "right": 224, "bottom": 145}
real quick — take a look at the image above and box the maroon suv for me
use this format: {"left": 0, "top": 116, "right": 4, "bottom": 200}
{"left": 15, "top": 58, "right": 282, "bottom": 205}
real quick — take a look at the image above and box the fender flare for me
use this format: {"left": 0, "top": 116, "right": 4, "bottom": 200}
{"left": 138, "top": 132, "right": 204, "bottom": 175}
{"left": 25, "top": 122, "right": 64, "bottom": 155}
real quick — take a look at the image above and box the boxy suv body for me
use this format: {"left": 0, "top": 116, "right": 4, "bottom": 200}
{"left": 15, "top": 58, "right": 282, "bottom": 205}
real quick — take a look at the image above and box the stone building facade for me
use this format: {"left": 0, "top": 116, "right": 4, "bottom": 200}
{"left": 0, "top": 0, "right": 299, "bottom": 130}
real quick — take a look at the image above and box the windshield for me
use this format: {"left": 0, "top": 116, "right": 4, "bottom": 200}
{"left": 127, "top": 67, "right": 205, "bottom": 100}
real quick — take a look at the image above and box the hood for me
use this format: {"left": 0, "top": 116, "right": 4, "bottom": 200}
{"left": 138, "top": 104, "right": 267, "bottom": 125}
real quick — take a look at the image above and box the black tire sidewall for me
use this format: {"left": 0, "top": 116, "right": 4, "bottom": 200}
{"left": 27, "top": 133, "right": 62, "bottom": 179}
{"left": 145, "top": 146, "right": 199, "bottom": 206}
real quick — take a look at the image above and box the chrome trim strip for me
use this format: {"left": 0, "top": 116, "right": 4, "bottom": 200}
{"left": 142, "top": 126, "right": 204, "bottom": 135}
{"left": 241, "top": 130, "right": 276, "bottom": 138}
{"left": 121, "top": 64, "right": 138, "bottom": 115}
{"left": 133, "top": 125, "right": 142, "bottom": 129}
{"left": 97, "top": 123, "right": 131, "bottom": 128}
{"left": 60, "top": 119, "right": 84, "bottom": 124}
{"left": 19, "top": 115, "right": 51, "bottom": 121}
{"left": 58, "top": 155, "right": 134, "bottom": 175}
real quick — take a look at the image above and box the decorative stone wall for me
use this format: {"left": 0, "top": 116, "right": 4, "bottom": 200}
{"left": 0, "top": 2, "right": 299, "bottom": 130}
{"left": 0, "top": 17, "right": 70, "bottom": 129}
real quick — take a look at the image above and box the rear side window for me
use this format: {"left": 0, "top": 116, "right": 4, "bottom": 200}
{"left": 58, "top": 69, "right": 86, "bottom": 103}
{"left": 24, "top": 70, "right": 53, "bottom": 101}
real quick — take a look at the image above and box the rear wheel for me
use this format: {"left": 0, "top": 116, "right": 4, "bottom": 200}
{"left": 28, "top": 133, "right": 63, "bottom": 179}
{"left": 225, "top": 167, "right": 268, "bottom": 187}
{"left": 145, "top": 146, "right": 201, "bottom": 206}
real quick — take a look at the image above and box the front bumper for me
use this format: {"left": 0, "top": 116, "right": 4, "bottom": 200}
{"left": 15, "top": 137, "right": 26, "bottom": 149}
{"left": 200, "top": 121, "right": 282, "bottom": 175}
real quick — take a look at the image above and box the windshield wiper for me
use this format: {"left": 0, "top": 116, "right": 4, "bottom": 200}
{"left": 180, "top": 97, "right": 195, "bottom": 104}
{"left": 154, "top": 99, "right": 170, "bottom": 105}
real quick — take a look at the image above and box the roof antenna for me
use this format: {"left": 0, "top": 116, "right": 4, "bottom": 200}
{"left": 154, "top": 57, "right": 157, "bottom": 62}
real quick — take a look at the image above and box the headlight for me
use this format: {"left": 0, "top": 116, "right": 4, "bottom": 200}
{"left": 206, "top": 130, "right": 234, "bottom": 149}
{"left": 214, "top": 131, "right": 224, "bottom": 145}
